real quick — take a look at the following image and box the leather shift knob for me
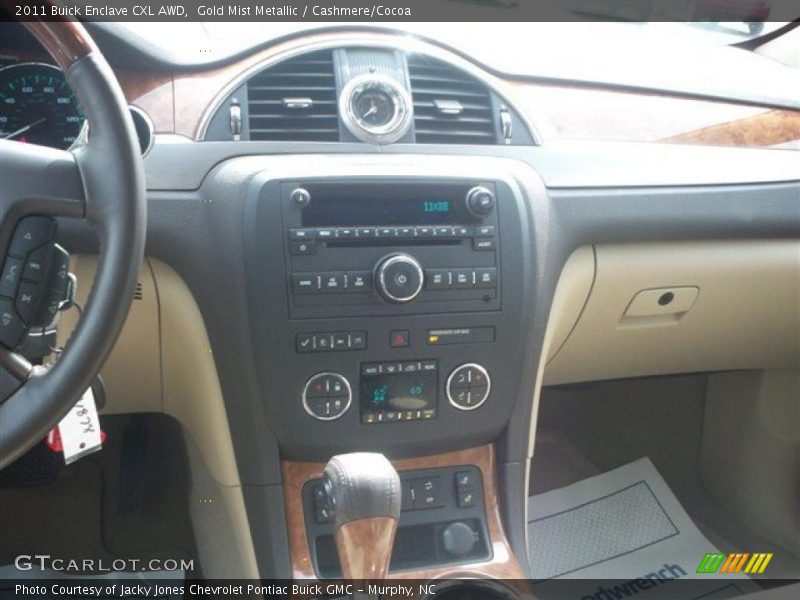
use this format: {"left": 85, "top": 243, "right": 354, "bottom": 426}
{"left": 324, "top": 453, "right": 401, "bottom": 580}
{"left": 324, "top": 452, "right": 401, "bottom": 526}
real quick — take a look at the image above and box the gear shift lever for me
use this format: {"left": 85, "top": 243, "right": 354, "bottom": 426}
{"left": 323, "top": 453, "right": 401, "bottom": 580}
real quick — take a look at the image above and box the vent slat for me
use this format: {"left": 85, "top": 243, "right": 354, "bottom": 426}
{"left": 408, "top": 56, "right": 497, "bottom": 145}
{"left": 246, "top": 50, "right": 339, "bottom": 142}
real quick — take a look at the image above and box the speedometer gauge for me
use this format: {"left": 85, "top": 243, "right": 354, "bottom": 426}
{"left": 0, "top": 63, "right": 85, "bottom": 150}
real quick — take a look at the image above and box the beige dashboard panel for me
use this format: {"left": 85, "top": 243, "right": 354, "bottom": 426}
{"left": 544, "top": 240, "right": 800, "bottom": 385}
{"left": 58, "top": 256, "right": 162, "bottom": 414}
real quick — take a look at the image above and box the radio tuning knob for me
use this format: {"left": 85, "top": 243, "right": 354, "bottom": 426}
{"left": 466, "top": 186, "right": 496, "bottom": 217}
{"left": 291, "top": 187, "right": 311, "bottom": 207}
{"left": 374, "top": 253, "right": 424, "bottom": 303}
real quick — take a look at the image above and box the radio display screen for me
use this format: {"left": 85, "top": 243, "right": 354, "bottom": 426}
{"left": 300, "top": 182, "right": 482, "bottom": 226}
{"left": 360, "top": 361, "right": 438, "bottom": 423}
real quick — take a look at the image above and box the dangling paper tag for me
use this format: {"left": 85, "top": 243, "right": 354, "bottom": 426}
{"left": 57, "top": 388, "right": 103, "bottom": 464}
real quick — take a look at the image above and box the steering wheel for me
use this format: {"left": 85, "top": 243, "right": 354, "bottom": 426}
{"left": 0, "top": 20, "right": 145, "bottom": 469}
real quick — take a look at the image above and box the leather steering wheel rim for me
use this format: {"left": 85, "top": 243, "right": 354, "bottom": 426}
{"left": 0, "top": 19, "right": 146, "bottom": 469}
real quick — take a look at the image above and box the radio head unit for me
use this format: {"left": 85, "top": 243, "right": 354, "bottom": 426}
{"left": 282, "top": 180, "right": 501, "bottom": 318}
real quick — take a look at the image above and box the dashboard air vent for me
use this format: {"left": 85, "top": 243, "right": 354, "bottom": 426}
{"left": 247, "top": 50, "right": 339, "bottom": 142}
{"left": 408, "top": 55, "right": 497, "bottom": 145}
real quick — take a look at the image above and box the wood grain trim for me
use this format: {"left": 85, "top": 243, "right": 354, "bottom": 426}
{"left": 335, "top": 517, "right": 398, "bottom": 580}
{"left": 24, "top": 21, "right": 96, "bottom": 70}
{"left": 662, "top": 109, "right": 800, "bottom": 148}
{"left": 282, "top": 444, "right": 527, "bottom": 580}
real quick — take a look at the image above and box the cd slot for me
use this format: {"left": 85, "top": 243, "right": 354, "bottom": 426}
{"left": 327, "top": 239, "right": 463, "bottom": 249}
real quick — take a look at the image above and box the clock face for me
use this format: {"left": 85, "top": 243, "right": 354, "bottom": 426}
{"left": 340, "top": 74, "right": 412, "bottom": 144}
{"left": 353, "top": 88, "right": 395, "bottom": 128}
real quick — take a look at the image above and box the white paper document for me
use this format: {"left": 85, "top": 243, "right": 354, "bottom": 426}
{"left": 529, "top": 457, "right": 761, "bottom": 599}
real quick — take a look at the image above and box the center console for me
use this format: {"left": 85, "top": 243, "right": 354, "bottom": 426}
{"left": 245, "top": 167, "right": 533, "bottom": 460}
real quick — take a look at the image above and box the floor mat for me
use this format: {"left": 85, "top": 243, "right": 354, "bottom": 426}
{"left": 529, "top": 457, "right": 761, "bottom": 599}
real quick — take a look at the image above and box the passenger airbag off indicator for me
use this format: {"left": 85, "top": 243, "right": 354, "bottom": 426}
{"left": 427, "top": 327, "right": 495, "bottom": 345}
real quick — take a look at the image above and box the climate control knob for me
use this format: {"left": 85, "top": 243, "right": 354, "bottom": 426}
{"left": 446, "top": 363, "right": 491, "bottom": 411}
{"left": 374, "top": 253, "right": 424, "bottom": 303}
{"left": 303, "top": 372, "right": 352, "bottom": 421}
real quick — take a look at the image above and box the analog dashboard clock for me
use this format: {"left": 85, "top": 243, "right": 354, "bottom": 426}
{"left": 339, "top": 73, "right": 413, "bottom": 145}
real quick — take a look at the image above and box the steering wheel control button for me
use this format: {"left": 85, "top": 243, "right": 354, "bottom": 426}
{"left": 375, "top": 253, "right": 424, "bottom": 303}
{"left": 447, "top": 363, "right": 492, "bottom": 411}
{"left": 466, "top": 186, "right": 496, "bottom": 217}
{"left": 23, "top": 246, "right": 52, "bottom": 282}
{"left": 303, "top": 372, "right": 352, "bottom": 421}
{"left": 0, "top": 257, "right": 24, "bottom": 297}
{"left": 0, "top": 298, "right": 26, "bottom": 348}
{"left": 15, "top": 281, "right": 40, "bottom": 324}
{"left": 8, "top": 216, "right": 56, "bottom": 258}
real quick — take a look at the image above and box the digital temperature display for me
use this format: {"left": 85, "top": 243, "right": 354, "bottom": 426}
{"left": 360, "top": 361, "right": 438, "bottom": 423}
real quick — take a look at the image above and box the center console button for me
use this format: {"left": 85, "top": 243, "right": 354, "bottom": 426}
{"left": 332, "top": 333, "right": 350, "bottom": 351}
{"left": 475, "top": 268, "right": 497, "bottom": 288}
{"left": 454, "top": 226, "right": 472, "bottom": 237}
{"left": 415, "top": 226, "right": 434, "bottom": 238}
{"left": 290, "top": 240, "right": 316, "bottom": 255}
{"left": 473, "top": 238, "right": 496, "bottom": 251}
{"left": 434, "top": 226, "right": 453, "bottom": 237}
{"left": 378, "top": 227, "right": 397, "bottom": 238}
{"left": 336, "top": 227, "right": 356, "bottom": 238}
{"left": 397, "top": 226, "right": 415, "bottom": 238}
{"left": 425, "top": 269, "right": 450, "bottom": 289}
{"left": 316, "top": 228, "right": 335, "bottom": 240}
{"left": 349, "top": 331, "right": 367, "bottom": 349}
{"left": 292, "top": 273, "right": 320, "bottom": 293}
{"left": 322, "top": 272, "right": 344, "bottom": 292}
{"left": 475, "top": 225, "right": 496, "bottom": 237}
{"left": 357, "top": 227, "right": 377, "bottom": 238}
{"left": 452, "top": 269, "right": 474, "bottom": 288}
{"left": 346, "top": 271, "right": 372, "bottom": 292}
{"left": 289, "top": 228, "right": 315, "bottom": 240}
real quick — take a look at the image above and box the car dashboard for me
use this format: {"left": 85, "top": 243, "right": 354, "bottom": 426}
{"left": 1, "top": 21, "right": 798, "bottom": 582}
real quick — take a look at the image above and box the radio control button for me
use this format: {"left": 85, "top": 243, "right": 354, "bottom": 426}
{"left": 434, "top": 226, "right": 453, "bottom": 237}
{"left": 454, "top": 226, "right": 472, "bottom": 237}
{"left": 475, "top": 225, "right": 496, "bottom": 237}
{"left": 316, "top": 228, "right": 335, "bottom": 240}
{"left": 378, "top": 227, "right": 397, "bottom": 237}
{"left": 336, "top": 227, "right": 356, "bottom": 239}
{"left": 289, "top": 228, "right": 315, "bottom": 240}
{"left": 425, "top": 269, "right": 451, "bottom": 289}
{"left": 398, "top": 226, "right": 415, "bottom": 238}
{"left": 475, "top": 268, "right": 497, "bottom": 288}
{"left": 473, "top": 238, "right": 496, "bottom": 251}
{"left": 292, "top": 273, "right": 320, "bottom": 294}
{"left": 346, "top": 271, "right": 372, "bottom": 292}
{"left": 322, "top": 272, "right": 345, "bottom": 292}
{"left": 357, "top": 227, "right": 377, "bottom": 238}
{"left": 415, "top": 226, "right": 434, "bottom": 238}
{"left": 452, "top": 269, "right": 475, "bottom": 288}
{"left": 289, "top": 240, "right": 316, "bottom": 255}
{"left": 291, "top": 188, "right": 311, "bottom": 207}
